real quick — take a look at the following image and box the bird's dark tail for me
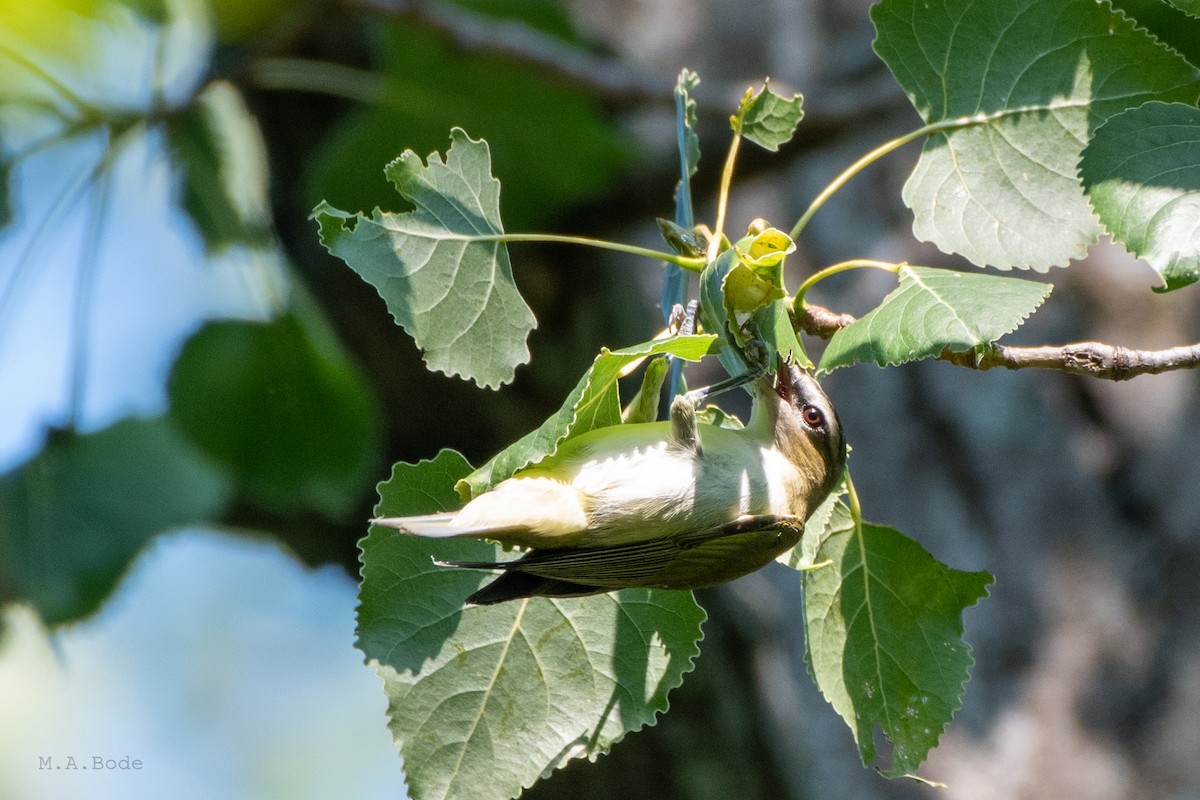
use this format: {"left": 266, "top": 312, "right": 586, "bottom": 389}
{"left": 466, "top": 572, "right": 604, "bottom": 605}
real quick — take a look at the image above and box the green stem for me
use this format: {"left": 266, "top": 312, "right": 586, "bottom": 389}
{"left": 708, "top": 129, "right": 742, "bottom": 262}
{"left": 845, "top": 470, "right": 864, "bottom": 536}
{"left": 68, "top": 151, "right": 114, "bottom": 428}
{"left": 150, "top": 25, "right": 168, "bottom": 111}
{"left": 788, "top": 115, "right": 996, "bottom": 241}
{"left": 249, "top": 58, "right": 383, "bottom": 104}
{"left": 484, "top": 233, "right": 706, "bottom": 271}
{"left": 793, "top": 259, "right": 901, "bottom": 308}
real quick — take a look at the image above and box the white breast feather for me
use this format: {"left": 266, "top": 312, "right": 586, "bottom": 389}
{"left": 449, "top": 423, "right": 808, "bottom": 548}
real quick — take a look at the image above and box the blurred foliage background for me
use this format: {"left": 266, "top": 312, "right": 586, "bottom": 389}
{"left": 2, "top": 0, "right": 1200, "bottom": 797}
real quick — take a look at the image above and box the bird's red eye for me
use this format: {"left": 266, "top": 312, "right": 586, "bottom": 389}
{"left": 802, "top": 404, "right": 825, "bottom": 428}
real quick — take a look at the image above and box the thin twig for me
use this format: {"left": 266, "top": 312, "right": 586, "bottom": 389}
{"left": 339, "top": 0, "right": 767, "bottom": 109}
{"left": 798, "top": 303, "right": 1200, "bottom": 381}
{"left": 342, "top": 0, "right": 672, "bottom": 102}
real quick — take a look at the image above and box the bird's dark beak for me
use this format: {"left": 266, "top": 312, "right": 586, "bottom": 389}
{"left": 773, "top": 351, "right": 795, "bottom": 403}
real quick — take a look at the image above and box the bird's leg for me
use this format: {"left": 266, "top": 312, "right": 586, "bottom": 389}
{"left": 669, "top": 314, "right": 774, "bottom": 452}
{"left": 736, "top": 321, "right": 771, "bottom": 374}
{"left": 682, "top": 325, "right": 771, "bottom": 406}
{"left": 670, "top": 365, "right": 768, "bottom": 454}
{"left": 670, "top": 299, "right": 699, "bottom": 336}
{"left": 669, "top": 392, "right": 703, "bottom": 454}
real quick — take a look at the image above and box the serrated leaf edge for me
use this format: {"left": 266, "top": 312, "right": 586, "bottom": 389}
{"left": 822, "top": 267, "right": 1053, "bottom": 371}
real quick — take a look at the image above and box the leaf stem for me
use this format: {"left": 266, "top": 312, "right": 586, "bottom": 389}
{"left": 68, "top": 150, "right": 114, "bottom": 428}
{"left": 788, "top": 114, "right": 997, "bottom": 241}
{"left": 0, "top": 134, "right": 110, "bottom": 340}
{"left": 793, "top": 259, "right": 902, "bottom": 308}
{"left": 249, "top": 58, "right": 384, "bottom": 104}
{"left": 487, "top": 233, "right": 706, "bottom": 271}
{"left": 150, "top": 24, "right": 169, "bottom": 112}
{"left": 708, "top": 129, "right": 742, "bottom": 262}
{"left": 845, "top": 470, "right": 863, "bottom": 529}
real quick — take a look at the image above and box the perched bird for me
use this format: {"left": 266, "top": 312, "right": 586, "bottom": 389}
{"left": 373, "top": 358, "right": 846, "bottom": 604}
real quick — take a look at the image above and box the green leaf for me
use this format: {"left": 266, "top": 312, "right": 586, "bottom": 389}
{"left": 751, "top": 298, "right": 808, "bottom": 368}
{"left": 621, "top": 355, "right": 670, "bottom": 424}
{"left": 735, "top": 82, "right": 805, "bottom": 152}
{"left": 358, "top": 451, "right": 706, "bottom": 800}
{"left": 657, "top": 218, "right": 704, "bottom": 258}
{"left": 458, "top": 335, "right": 717, "bottom": 498}
{"left": 313, "top": 129, "right": 536, "bottom": 389}
{"left": 820, "top": 266, "right": 1051, "bottom": 371}
{"left": 775, "top": 489, "right": 845, "bottom": 570}
{"left": 872, "top": 0, "right": 1200, "bottom": 270}
{"left": 1080, "top": 101, "right": 1200, "bottom": 292}
{"left": 1111, "top": 0, "right": 1200, "bottom": 68}
{"left": 699, "top": 246, "right": 749, "bottom": 378}
{"left": 168, "top": 309, "right": 379, "bottom": 520}
{"left": 802, "top": 504, "right": 992, "bottom": 776}
{"left": 663, "top": 69, "right": 702, "bottom": 337}
{"left": 699, "top": 235, "right": 809, "bottom": 375}
{"left": 0, "top": 417, "right": 232, "bottom": 625}
{"left": 723, "top": 227, "right": 793, "bottom": 317}
{"left": 673, "top": 68, "right": 701, "bottom": 219}
{"left": 166, "top": 81, "right": 272, "bottom": 252}
{"left": 1163, "top": 0, "right": 1200, "bottom": 17}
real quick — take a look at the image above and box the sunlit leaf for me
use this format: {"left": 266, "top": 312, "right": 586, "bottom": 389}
{"left": 873, "top": 0, "right": 1200, "bottom": 270}
{"left": 723, "top": 227, "right": 795, "bottom": 318}
{"left": 0, "top": 0, "right": 106, "bottom": 68}
{"left": 458, "top": 335, "right": 717, "bottom": 499}
{"left": 802, "top": 503, "right": 992, "bottom": 776}
{"left": 820, "top": 266, "right": 1051, "bottom": 371}
{"left": 1080, "top": 101, "right": 1200, "bottom": 292}
{"left": 736, "top": 82, "right": 804, "bottom": 152}
{"left": 314, "top": 128, "right": 536, "bottom": 389}
{"left": 699, "top": 237, "right": 808, "bottom": 377}
{"left": 775, "top": 488, "right": 844, "bottom": 570}
{"left": 621, "top": 354, "right": 670, "bottom": 424}
{"left": 359, "top": 451, "right": 705, "bottom": 800}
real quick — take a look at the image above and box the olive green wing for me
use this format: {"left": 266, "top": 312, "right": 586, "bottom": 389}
{"left": 446, "top": 514, "right": 805, "bottom": 592}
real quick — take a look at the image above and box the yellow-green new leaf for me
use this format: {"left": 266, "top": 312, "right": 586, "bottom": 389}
{"left": 736, "top": 82, "right": 805, "bottom": 152}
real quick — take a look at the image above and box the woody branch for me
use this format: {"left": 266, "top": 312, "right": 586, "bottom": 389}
{"left": 797, "top": 304, "right": 1200, "bottom": 381}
